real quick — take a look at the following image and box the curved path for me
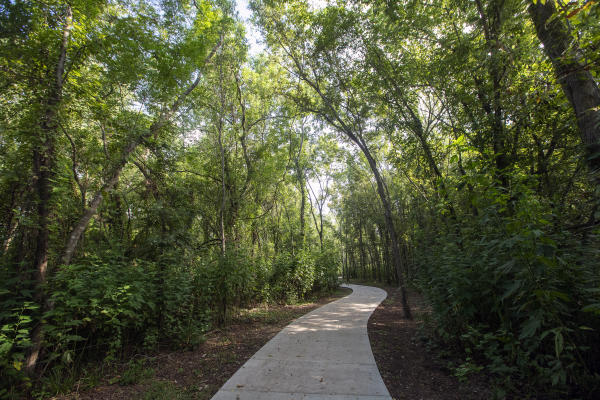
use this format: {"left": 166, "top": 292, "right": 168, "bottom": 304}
{"left": 211, "top": 284, "right": 391, "bottom": 400}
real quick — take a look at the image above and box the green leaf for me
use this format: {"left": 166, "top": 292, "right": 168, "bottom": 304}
{"left": 519, "top": 315, "right": 542, "bottom": 340}
{"left": 554, "top": 330, "right": 564, "bottom": 358}
{"left": 501, "top": 280, "right": 521, "bottom": 301}
{"left": 582, "top": 303, "right": 600, "bottom": 314}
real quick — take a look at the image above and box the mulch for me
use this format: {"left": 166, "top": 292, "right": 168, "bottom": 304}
{"left": 368, "top": 286, "right": 491, "bottom": 400}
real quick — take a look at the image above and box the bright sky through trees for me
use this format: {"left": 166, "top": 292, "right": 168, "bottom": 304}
{"left": 236, "top": 0, "right": 264, "bottom": 56}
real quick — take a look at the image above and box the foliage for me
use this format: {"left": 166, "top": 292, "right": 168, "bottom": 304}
{"left": 253, "top": 0, "right": 600, "bottom": 396}
{"left": 417, "top": 183, "right": 600, "bottom": 396}
{"left": 2, "top": 0, "right": 599, "bottom": 398}
{"left": 0, "top": 272, "right": 36, "bottom": 395}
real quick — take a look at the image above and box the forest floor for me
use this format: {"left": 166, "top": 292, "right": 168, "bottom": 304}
{"left": 366, "top": 281, "right": 491, "bottom": 399}
{"left": 55, "top": 284, "right": 491, "bottom": 400}
{"left": 55, "top": 287, "right": 352, "bottom": 400}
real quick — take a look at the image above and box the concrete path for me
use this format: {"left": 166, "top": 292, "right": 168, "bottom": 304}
{"left": 211, "top": 284, "right": 391, "bottom": 400}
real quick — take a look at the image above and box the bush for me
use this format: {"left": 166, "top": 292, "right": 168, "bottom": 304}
{"left": 269, "top": 250, "right": 314, "bottom": 302}
{"left": 0, "top": 244, "right": 339, "bottom": 397}
{"left": 268, "top": 247, "right": 339, "bottom": 302}
{"left": 417, "top": 183, "right": 600, "bottom": 397}
{"left": 35, "top": 251, "right": 214, "bottom": 374}
{"left": 204, "top": 248, "right": 256, "bottom": 322}
{"left": 45, "top": 255, "right": 158, "bottom": 363}
{"left": 313, "top": 246, "right": 340, "bottom": 292}
{"left": 0, "top": 269, "right": 37, "bottom": 397}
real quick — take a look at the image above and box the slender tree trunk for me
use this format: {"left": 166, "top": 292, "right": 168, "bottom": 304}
{"left": 370, "top": 47, "right": 459, "bottom": 219}
{"left": 299, "top": 178, "right": 306, "bottom": 245}
{"left": 349, "top": 247, "right": 356, "bottom": 280}
{"left": 475, "top": 0, "right": 510, "bottom": 189}
{"left": 358, "top": 220, "right": 366, "bottom": 280}
{"left": 219, "top": 128, "right": 226, "bottom": 254}
{"left": 294, "top": 123, "right": 306, "bottom": 245}
{"left": 318, "top": 209, "right": 324, "bottom": 250}
{"left": 404, "top": 104, "right": 459, "bottom": 219}
{"left": 26, "top": 6, "right": 73, "bottom": 373}
{"left": 218, "top": 72, "right": 227, "bottom": 255}
{"left": 368, "top": 227, "right": 382, "bottom": 282}
{"left": 360, "top": 143, "right": 412, "bottom": 318}
{"left": 307, "top": 180, "right": 325, "bottom": 251}
{"left": 529, "top": 1, "right": 600, "bottom": 185}
{"left": 1, "top": 185, "right": 20, "bottom": 253}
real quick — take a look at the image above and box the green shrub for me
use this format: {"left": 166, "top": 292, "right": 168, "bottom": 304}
{"left": 205, "top": 248, "right": 255, "bottom": 322}
{"left": 45, "top": 255, "right": 158, "bottom": 362}
{"left": 269, "top": 250, "right": 315, "bottom": 302}
{"left": 313, "top": 246, "right": 340, "bottom": 292}
{"left": 0, "top": 271, "right": 36, "bottom": 396}
{"left": 417, "top": 182, "right": 600, "bottom": 397}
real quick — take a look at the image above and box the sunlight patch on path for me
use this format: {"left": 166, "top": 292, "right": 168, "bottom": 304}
{"left": 211, "top": 284, "right": 391, "bottom": 400}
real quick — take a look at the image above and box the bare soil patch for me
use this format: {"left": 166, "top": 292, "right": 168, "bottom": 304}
{"left": 56, "top": 288, "right": 352, "bottom": 400}
{"left": 368, "top": 286, "right": 490, "bottom": 400}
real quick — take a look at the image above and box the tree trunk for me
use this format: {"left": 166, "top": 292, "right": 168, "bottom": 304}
{"left": 475, "top": 0, "right": 511, "bottom": 189}
{"left": 218, "top": 66, "right": 227, "bottom": 255}
{"left": 529, "top": 1, "right": 600, "bottom": 184}
{"left": 294, "top": 122, "right": 307, "bottom": 246}
{"left": 359, "top": 141, "right": 412, "bottom": 318}
{"left": 26, "top": 5, "right": 73, "bottom": 374}
{"left": 307, "top": 180, "right": 325, "bottom": 251}
{"left": 358, "top": 220, "right": 366, "bottom": 279}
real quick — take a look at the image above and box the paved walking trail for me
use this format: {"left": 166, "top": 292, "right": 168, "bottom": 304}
{"left": 211, "top": 284, "right": 391, "bottom": 400}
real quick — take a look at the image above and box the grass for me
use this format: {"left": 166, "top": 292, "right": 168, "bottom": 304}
{"left": 111, "top": 359, "right": 155, "bottom": 386}
{"left": 235, "top": 287, "right": 352, "bottom": 325}
{"left": 139, "top": 381, "right": 196, "bottom": 400}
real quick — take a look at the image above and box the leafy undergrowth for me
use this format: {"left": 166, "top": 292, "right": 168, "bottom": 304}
{"left": 367, "top": 284, "right": 492, "bottom": 400}
{"left": 54, "top": 287, "right": 352, "bottom": 400}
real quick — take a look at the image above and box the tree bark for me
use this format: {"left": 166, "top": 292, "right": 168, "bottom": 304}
{"left": 26, "top": 5, "right": 73, "bottom": 373}
{"left": 294, "top": 124, "right": 307, "bottom": 245}
{"left": 307, "top": 180, "right": 325, "bottom": 251}
{"left": 475, "top": 0, "right": 511, "bottom": 189}
{"left": 360, "top": 143, "right": 412, "bottom": 318}
{"left": 218, "top": 113, "right": 227, "bottom": 255}
{"left": 217, "top": 63, "right": 227, "bottom": 255}
{"left": 529, "top": 1, "right": 600, "bottom": 183}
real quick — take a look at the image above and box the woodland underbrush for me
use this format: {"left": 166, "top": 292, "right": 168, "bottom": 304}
{"left": 416, "top": 184, "right": 600, "bottom": 399}
{"left": 0, "top": 246, "right": 339, "bottom": 399}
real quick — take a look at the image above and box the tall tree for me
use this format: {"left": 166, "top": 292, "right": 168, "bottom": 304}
{"left": 253, "top": 0, "right": 412, "bottom": 317}
{"left": 529, "top": 0, "right": 600, "bottom": 185}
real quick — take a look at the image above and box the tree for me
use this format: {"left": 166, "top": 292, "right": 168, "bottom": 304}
{"left": 529, "top": 0, "right": 600, "bottom": 186}
{"left": 253, "top": 0, "right": 412, "bottom": 318}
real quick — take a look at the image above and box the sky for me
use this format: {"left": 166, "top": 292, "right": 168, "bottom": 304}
{"left": 235, "top": 0, "right": 265, "bottom": 57}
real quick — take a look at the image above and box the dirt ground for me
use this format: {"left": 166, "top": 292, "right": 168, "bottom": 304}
{"left": 368, "top": 286, "right": 491, "bottom": 400}
{"left": 56, "top": 285, "right": 491, "bottom": 400}
{"left": 56, "top": 288, "right": 352, "bottom": 400}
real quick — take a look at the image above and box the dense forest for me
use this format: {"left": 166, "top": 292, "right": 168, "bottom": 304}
{"left": 1, "top": 0, "right": 599, "bottom": 398}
